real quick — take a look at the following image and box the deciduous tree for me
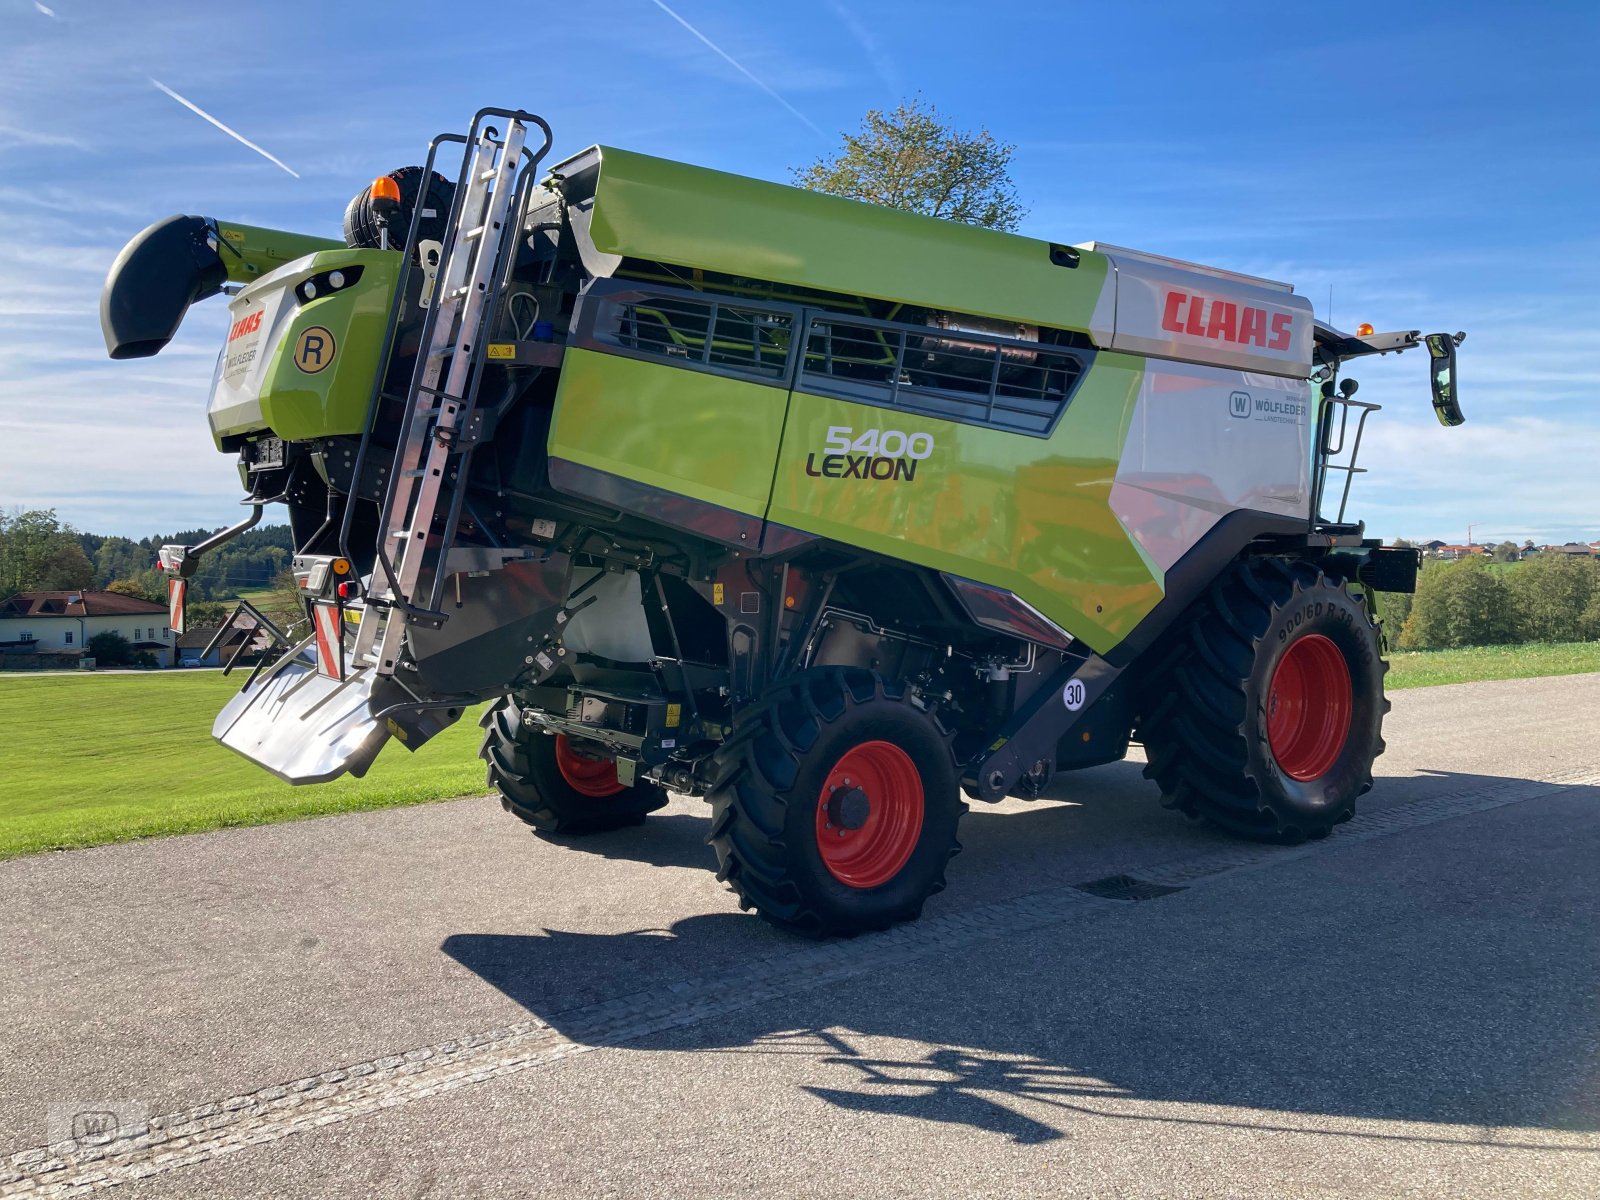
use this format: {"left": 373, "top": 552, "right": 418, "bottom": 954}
{"left": 793, "top": 98, "right": 1026, "bottom": 231}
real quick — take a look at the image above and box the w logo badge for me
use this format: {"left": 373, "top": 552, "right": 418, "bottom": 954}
{"left": 1229, "top": 390, "right": 1251, "bottom": 419}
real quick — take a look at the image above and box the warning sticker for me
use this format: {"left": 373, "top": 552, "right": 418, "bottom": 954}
{"left": 1062, "top": 679, "right": 1086, "bottom": 711}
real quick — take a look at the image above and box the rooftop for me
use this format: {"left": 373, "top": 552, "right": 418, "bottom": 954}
{"left": 0, "top": 590, "right": 168, "bottom": 618}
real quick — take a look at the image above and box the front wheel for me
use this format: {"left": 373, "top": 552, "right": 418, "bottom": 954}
{"left": 1138, "top": 558, "right": 1388, "bottom": 842}
{"left": 707, "top": 668, "right": 966, "bottom": 937}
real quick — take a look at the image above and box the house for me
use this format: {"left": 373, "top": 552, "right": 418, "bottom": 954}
{"left": 1545, "top": 542, "right": 1597, "bottom": 558}
{"left": 1432, "top": 544, "right": 1488, "bottom": 561}
{"left": 1420, "top": 539, "right": 1448, "bottom": 553}
{"left": 176, "top": 625, "right": 273, "bottom": 668}
{"left": 0, "top": 591, "right": 175, "bottom": 668}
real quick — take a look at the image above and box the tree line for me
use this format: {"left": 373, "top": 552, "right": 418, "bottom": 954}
{"left": 1378, "top": 553, "right": 1600, "bottom": 650}
{"left": 0, "top": 508, "right": 293, "bottom": 617}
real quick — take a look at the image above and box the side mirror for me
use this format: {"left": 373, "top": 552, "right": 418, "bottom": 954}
{"left": 1426, "top": 332, "right": 1466, "bottom": 426}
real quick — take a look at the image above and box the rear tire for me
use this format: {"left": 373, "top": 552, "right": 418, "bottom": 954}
{"left": 707, "top": 668, "right": 966, "bottom": 937}
{"left": 479, "top": 698, "right": 667, "bottom": 835}
{"left": 1138, "top": 558, "right": 1387, "bottom": 843}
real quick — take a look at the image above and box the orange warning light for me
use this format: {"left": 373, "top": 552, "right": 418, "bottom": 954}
{"left": 371, "top": 176, "right": 401, "bottom": 203}
{"left": 1356, "top": 322, "right": 1375, "bottom": 337}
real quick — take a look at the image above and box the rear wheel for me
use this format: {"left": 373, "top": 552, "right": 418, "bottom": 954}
{"left": 707, "top": 668, "right": 965, "bottom": 937}
{"left": 479, "top": 698, "right": 667, "bottom": 835}
{"left": 1138, "top": 558, "right": 1387, "bottom": 842}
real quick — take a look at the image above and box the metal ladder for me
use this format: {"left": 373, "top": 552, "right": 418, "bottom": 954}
{"left": 350, "top": 116, "right": 532, "bottom": 677}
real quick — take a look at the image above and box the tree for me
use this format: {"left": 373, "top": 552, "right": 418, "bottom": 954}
{"left": 106, "top": 578, "right": 159, "bottom": 602}
{"left": 1398, "top": 557, "right": 1518, "bottom": 649}
{"left": 0, "top": 508, "right": 90, "bottom": 598}
{"left": 1492, "top": 541, "right": 1520, "bottom": 563}
{"left": 1390, "top": 537, "right": 1415, "bottom": 549}
{"left": 792, "top": 98, "right": 1026, "bottom": 231}
{"left": 1507, "top": 553, "right": 1600, "bottom": 644}
{"left": 86, "top": 630, "right": 133, "bottom": 666}
{"left": 34, "top": 542, "right": 94, "bottom": 590}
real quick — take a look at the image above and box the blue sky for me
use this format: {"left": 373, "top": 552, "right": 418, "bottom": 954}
{"left": 1, "top": 0, "right": 1595, "bottom": 544}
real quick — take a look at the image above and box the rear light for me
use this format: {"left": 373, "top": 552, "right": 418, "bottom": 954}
{"left": 337, "top": 581, "right": 357, "bottom": 600}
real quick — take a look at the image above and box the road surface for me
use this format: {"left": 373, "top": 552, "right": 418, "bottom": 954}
{"left": 2, "top": 673, "right": 1597, "bottom": 1198}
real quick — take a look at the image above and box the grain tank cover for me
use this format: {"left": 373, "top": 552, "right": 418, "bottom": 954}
{"left": 1080, "top": 242, "right": 1316, "bottom": 379}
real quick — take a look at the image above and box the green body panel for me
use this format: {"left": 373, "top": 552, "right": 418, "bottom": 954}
{"left": 765, "top": 355, "right": 1161, "bottom": 654}
{"left": 549, "top": 348, "right": 789, "bottom": 517}
{"left": 214, "top": 222, "right": 342, "bottom": 285}
{"left": 208, "top": 249, "right": 400, "bottom": 447}
{"left": 579, "top": 147, "right": 1110, "bottom": 334}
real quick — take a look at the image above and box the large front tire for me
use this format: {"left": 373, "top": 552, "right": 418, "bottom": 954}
{"left": 707, "top": 669, "right": 966, "bottom": 937}
{"left": 479, "top": 698, "right": 667, "bottom": 835}
{"left": 1138, "top": 558, "right": 1387, "bottom": 842}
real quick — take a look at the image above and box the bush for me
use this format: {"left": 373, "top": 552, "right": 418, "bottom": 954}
{"left": 1398, "top": 557, "right": 1518, "bottom": 649}
{"left": 1506, "top": 553, "right": 1600, "bottom": 644}
{"left": 1373, "top": 590, "right": 1413, "bottom": 647}
{"left": 85, "top": 631, "right": 134, "bottom": 667}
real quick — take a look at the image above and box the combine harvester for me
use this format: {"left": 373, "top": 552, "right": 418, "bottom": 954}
{"left": 101, "top": 108, "right": 1466, "bottom": 935}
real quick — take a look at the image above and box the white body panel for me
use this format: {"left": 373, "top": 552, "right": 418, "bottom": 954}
{"left": 1111, "top": 360, "right": 1311, "bottom": 572}
{"left": 1083, "top": 246, "right": 1316, "bottom": 380}
{"left": 206, "top": 252, "right": 320, "bottom": 436}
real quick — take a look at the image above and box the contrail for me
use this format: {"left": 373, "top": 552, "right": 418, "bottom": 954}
{"left": 647, "top": 0, "right": 824, "bottom": 137}
{"left": 150, "top": 78, "right": 300, "bottom": 178}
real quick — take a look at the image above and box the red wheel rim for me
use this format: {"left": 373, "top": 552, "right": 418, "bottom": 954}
{"left": 554, "top": 735, "right": 626, "bottom": 798}
{"left": 1267, "top": 634, "right": 1353, "bottom": 781}
{"left": 815, "top": 740, "right": 925, "bottom": 889}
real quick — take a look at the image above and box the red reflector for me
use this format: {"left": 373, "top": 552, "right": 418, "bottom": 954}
{"left": 337, "top": 581, "right": 356, "bottom": 600}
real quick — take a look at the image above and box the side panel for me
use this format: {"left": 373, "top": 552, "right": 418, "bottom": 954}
{"left": 207, "top": 249, "right": 400, "bottom": 445}
{"left": 548, "top": 347, "right": 789, "bottom": 522}
{"left": 766, "top": 354, "right": 1162, "bottom": 654}
{"left": 575, "top": 146, "right": 1111, "bottom": 336}
{"left": 1103, "top": 254, "right": 1316, "bottom": 378}
{"left": 1109, "top": 361, "right": 1311, "bottom": 572}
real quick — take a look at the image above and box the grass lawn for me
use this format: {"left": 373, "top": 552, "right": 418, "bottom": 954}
{"left": 0, "top": 672, "right": 487, "bottom": 860}
{"left": 1385, "top": 641, "right": 1600, "bottom": 689}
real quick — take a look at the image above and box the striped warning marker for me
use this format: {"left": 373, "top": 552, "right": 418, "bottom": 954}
{"left": 312, "top": 602, "right": 344, "bottom": 681}
{"left": 167, "top": 577, "right": 186, "bottom": 635}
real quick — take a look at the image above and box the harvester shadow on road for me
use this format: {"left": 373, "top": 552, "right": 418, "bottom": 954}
{"left": 529, "top": 812, "right": 720, "bottom": 873}
{"left": 444, "top": 770, "right": 1600, "bottom": 1150}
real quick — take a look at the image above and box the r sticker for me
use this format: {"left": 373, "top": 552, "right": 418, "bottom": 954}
{"left": 1062, "top": 679, "right": 1086, "bottom": 711}
{"left": 293, "top": 326, "right": 336, "bottom": 374}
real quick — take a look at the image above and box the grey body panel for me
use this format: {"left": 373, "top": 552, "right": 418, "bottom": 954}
{"left": 212, "top": 649, "right": 392, "bottom": 784}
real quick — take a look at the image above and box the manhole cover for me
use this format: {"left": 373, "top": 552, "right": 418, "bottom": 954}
{"left": 1073, "top": 874, "right": 1186, "bottom": 902}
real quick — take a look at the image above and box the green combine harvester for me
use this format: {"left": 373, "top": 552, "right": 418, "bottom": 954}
{"left": 101, "top": 108, "right": 1466, "bottom": 935}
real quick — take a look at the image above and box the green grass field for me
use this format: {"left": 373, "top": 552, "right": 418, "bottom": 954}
{"left": 2, "top": 641, "right": 1595, "bottom": 862}
{"left": 1384, "top": 641, "right": 1600, "bottom": 689}
{"left": 0, "top": 673, "right": 487, "bottom": 860}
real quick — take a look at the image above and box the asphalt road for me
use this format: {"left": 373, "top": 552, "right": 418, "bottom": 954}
{"left": 2, "top": 673, "right": 1598, "bottom": 1198}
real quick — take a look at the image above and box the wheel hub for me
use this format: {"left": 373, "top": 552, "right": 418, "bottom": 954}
{"left": 815, "top": 741, "right": 925, "bottom": 889}
{"left": 1266, "top": 633, "right": 1353, "bottom": 782}
{"left": 553, "top": 734, "right": 626, "bottom": 798}
{"left": 826, "top": 785, "right": 871, "bottom": 830}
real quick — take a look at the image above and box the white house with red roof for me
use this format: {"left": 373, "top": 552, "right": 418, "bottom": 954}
{"left": 0, "top": 591, "right": 175, "bottom": 667}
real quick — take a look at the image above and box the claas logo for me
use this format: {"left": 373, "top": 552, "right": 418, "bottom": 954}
{"left": 227, "top": 311, "right": 263, "bottom": 342}
{"left": 1162, "top": 290, "right": 1294, "bottom": 352}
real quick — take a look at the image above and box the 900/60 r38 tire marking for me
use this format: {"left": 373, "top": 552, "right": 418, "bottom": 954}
{"left": 708, "top": 668, "right": 965, "bottom": 937}
{"left": 1139, "top": 558, "right": 1388, "bottom": 843}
